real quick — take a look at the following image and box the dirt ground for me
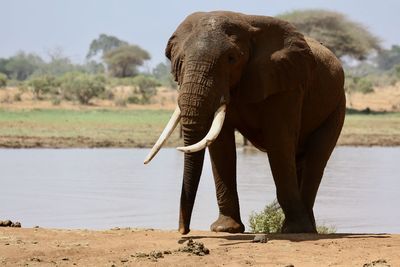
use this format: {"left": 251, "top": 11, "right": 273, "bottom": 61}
{"left": 0, "top": 227, "right": 398, "bottom": 266}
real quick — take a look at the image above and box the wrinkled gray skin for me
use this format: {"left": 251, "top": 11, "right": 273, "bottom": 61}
{"left": 165, "top": 11, "right": 345, "bottom": 234}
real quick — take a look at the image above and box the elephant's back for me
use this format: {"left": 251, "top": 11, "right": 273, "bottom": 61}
{"left": 306, "top": 37, "right": 344, "bottom": 93}
{"left": 300, "top": 37, "right": 345, "bottom": 140}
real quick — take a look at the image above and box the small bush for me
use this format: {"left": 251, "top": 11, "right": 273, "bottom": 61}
{"left": 29, "top": 75, "right": 59, "bottom": 99}
{"left": 316, "top": 225, "right": 337, "bottom": 234}
{"left": 127, "top": 95, "right": 141, "bottom": 104}
{"left": 131, "top": 75, "right": 160, "bottom": 104}
{"left": 356, "top": 78, "right": 374, "bottom": 93}
{"left": 345, "top": 76, "right": 374, "bottom": 94}
{"left": 249, "top": 200, "right": 336, "bottom": 234}
{"left": 249, "top": 200, "right": 284, "bottom": 234}
{"left": 60, "top": 73, "right": 106, "bottom": 104}
{"left": 0, "top": 73, "right": 7, "bottom": 88}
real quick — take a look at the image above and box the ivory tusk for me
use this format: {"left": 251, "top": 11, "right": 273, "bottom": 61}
{"left": 176, "top": 104, "right": 226, "bottom": 153}
{"left": 143, "top": 106, "right": 181, "bottom": 164}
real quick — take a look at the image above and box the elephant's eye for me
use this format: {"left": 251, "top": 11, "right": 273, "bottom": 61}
{"left": 228, "top": 54, "right": 237, "bottom": 65}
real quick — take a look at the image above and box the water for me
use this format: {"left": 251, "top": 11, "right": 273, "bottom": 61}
{"left": 0, "top": 147, "right": 399, "bottom": 233}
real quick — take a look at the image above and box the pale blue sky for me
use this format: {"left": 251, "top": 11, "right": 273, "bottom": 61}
{"left": 2, "top": 0, "right": 399, "bottom": 68}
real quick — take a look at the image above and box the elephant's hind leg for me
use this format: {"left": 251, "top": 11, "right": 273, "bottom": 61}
{"left": 300, "top": 96, "right": 346, "bottom": 227}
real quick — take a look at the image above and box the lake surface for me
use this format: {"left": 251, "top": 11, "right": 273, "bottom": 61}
{"left": 1, "top": 147, "right": 399, "bottom": 233}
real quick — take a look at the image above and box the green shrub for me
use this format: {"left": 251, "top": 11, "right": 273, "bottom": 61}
{"left": 127, "top": 95, "right": 141, "bottom": 104}
{"left": 249, "top": 200, "right": 284, "bottom": 234}
{"left": 0, "top": 73, "right": 7, "bottom": 88}
{"left": 29, "top": 75, "right": 59, "bottom": 99}
{"left": 131, "top": 75, "right": 160, "bottom": 104}
{"left": 345, "top": 76, "right": 374, "bottom": 94}
{"left": 356, "top": 78, "right": 374, "bottom": 93}
{"left": 249, "top": 200, "right": 336, "bottom": 234}
{"left": 60, "top": 73, "right": 106, "bottom": 104}
{"left": 316, "top": 225, "right": 337, "bottom": 234}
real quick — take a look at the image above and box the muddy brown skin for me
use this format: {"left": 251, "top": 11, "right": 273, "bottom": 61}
{"left": 166, "top": 11, "right": 345, "bottom": 234}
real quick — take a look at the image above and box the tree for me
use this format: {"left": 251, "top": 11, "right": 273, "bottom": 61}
{"left": 278, "top": 10, "right": 381, "bottom": 60}
{"left": 5, "top": 52, "right": 44, "bottom": 80}
{"left": 103, "top": 45, "right": 150, "bottom": 77}
{"left": 86, "top": 34, "right": 128, "bottom": 60}
{"left": 0, "top": 58, "right": 10, "bottom": 77}
{"left": 375, "top": 45, "right": 400, "bottom": 70}
{"left": 35, "top": 48, "right": 79, "bottom": 76}
{"left": 152, "top": 61, "right": 177, "bottom": 89}
{"left": 83, "top": 60, "right": 105, "bottom": 74}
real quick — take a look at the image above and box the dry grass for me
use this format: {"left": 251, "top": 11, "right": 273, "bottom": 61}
{"left": 1, "top": 84, "right": 400, "bottom": 148}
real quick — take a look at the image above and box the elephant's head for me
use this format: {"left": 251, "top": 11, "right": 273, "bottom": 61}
{"left": 144, "top": 11, "right": 315, "bottom": 234}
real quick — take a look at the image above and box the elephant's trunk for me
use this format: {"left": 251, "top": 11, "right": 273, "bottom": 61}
{"left": 178, "top": 127, "right": 206, "bottom": 234}
{"left": 178, "top": 60, "right": 218, "bottom": 234}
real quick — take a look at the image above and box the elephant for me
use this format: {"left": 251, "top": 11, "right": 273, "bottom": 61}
{"left": 144, "top": 11, "right": 345, "bottom": 234}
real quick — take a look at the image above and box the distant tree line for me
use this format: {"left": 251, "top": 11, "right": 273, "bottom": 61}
{"left": 0, "top": 34, "right": 177, "bottom": 105}
{"left": 1, "top": 9, "right": 400, "bottom": 107}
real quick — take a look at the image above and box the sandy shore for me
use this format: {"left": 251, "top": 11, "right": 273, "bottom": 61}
{"left": 1, "top": 227, "right": 399, "bottom": 266}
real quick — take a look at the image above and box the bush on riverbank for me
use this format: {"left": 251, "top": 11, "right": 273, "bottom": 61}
{"left": 249, "top": 200, "right": 336, "bottom": 234}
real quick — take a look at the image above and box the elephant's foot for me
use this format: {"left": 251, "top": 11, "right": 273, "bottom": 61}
{"left": 210, "top": 214, "right": 245, "bottom": 233}
{"left": 281, "top": 217, "right": 317, "bottom": 234}
{"left": 179, "top": 223, "right": 190, "bottom": 235}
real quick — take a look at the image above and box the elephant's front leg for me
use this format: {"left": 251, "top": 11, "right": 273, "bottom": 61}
{"left": 208, "top": 122, "right": 244, "bottom": 233}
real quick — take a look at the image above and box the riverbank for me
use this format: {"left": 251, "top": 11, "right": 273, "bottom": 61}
{"left": 1, "top": 227, "right": 399, "bottom": 266}
{"left": 0, "top": 108, "right": 400, "bottom": 148}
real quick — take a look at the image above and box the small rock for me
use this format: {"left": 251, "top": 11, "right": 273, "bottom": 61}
{"left": 34, "top": 226, "right": 40, "bottom": 229}
{"left": 120, "top": 259, "right": 129, "bottom": 263}
{"left": 149, "top": 250, "right": 163, "bottom": 259}
{"left": 285, "top": 265, "right": 295, "bottom": 267}
{"left": 252, "top": 234, "right": 268, "bottom": 243}
{"left": 163, "top": 250, "right": 172, "bottom": 254}
{"left": 62, "top": 257, "right": 69, "bottom": 261}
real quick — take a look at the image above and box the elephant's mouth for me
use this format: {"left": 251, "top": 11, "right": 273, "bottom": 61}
{"left": 143, "top": 103, "right": 226, "bottom": 164}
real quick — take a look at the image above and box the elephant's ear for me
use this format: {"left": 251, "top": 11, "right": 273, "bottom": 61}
{"left": 165, "top": 35, "right": 181, "bottom": 84}
{"left": 238, "top": 18, "right": 316, "bottom": 103}
{"left": 165, "top": 12, "right": 205, "bottom": 85}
